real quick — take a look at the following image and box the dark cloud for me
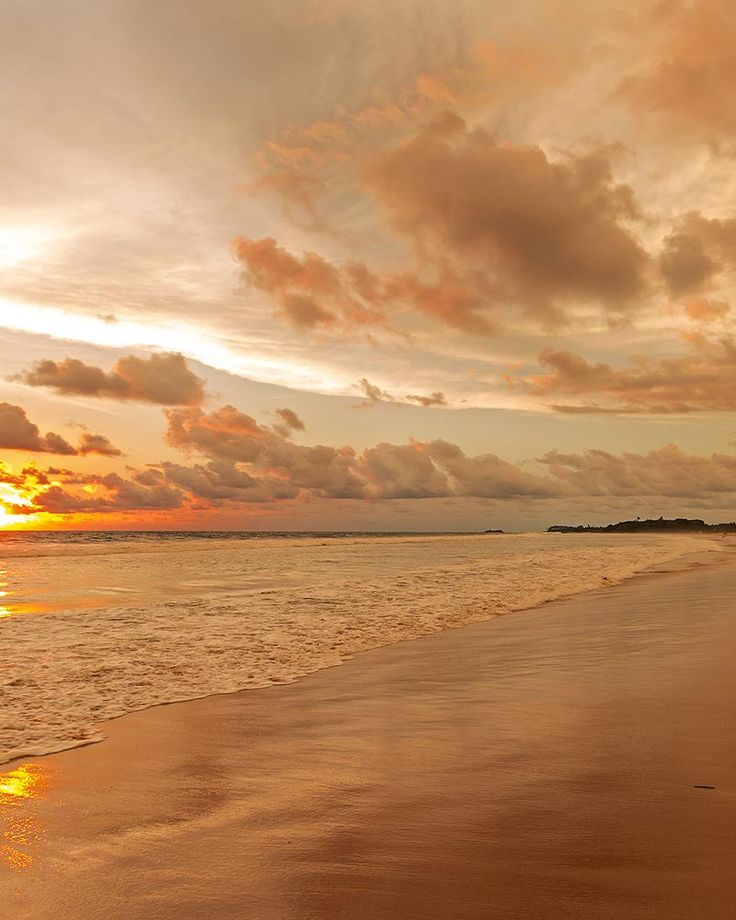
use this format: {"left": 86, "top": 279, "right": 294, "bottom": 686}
{"left": 0, "top": 403, "right": 77, "bottom": 455}
{"left": 77, "top": 433, "right": 123, "bottom": 457}
{"left": 0, "top": 403, "right": 123, "bottom": 457}
{"left": 272, "top": 407, "right": 306, "bottom": 438}
{"left": 16, "top": 353, "right": 205, "bottom": 406}
{"left": 365, "top": 112, "right": 650, "bottom": 323}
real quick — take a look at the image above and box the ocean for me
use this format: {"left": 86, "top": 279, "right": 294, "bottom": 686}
{"left": 1, "top": 531, "right": 717, "bottom": 765}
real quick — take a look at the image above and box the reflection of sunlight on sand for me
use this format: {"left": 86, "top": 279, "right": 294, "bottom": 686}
{"left": 0, "top": 763, "right": 49, "bottom": 870}
{"left": 0, "top": 571, "right": 11, "bottom": 617}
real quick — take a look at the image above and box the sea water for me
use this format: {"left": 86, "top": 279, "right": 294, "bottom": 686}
{"left": 0, "top": 531, "right": 717, "bottom": 764}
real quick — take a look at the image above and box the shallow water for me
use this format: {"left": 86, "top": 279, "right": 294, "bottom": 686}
{"left": 2, "top": 555, "right": 735, "bottom": 918}
{"left": 1, "top": 532, "right": 716, "bottom": 763}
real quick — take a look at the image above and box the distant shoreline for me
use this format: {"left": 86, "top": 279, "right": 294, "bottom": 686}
{"left": 548, "top": 517, "right": 736, "bottom": 533}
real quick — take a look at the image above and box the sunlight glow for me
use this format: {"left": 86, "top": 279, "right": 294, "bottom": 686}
{"left": 0, "top": 764, "right": 49, "bottom": 871}
{"left": 0, "top": 297, "right": 348, "bottom": 393}
{"left": 0, "top": 765, "right": 45, "bottom": 800}
{"left": 0, "top": 225, "right": 58, "bottom": 270}
{"left": 0, "top": 468, "right": 43, "bottom": 528}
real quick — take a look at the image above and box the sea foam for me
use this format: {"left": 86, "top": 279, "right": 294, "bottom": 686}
{"left": 1, "top": 532, "right": 721, "bottom": 764}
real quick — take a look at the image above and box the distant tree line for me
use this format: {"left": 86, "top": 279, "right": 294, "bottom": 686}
{"left": 547, "top": 517, "right": 736, "bottom": 533}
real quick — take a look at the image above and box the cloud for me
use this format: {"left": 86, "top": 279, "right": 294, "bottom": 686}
{"left": 364, "top": 112, "right": 650, "bottom": 324}
{"left": 235, "top": 235, "right": 503, "bottom": 336}
{"left": 237, "top": 114, "right": 651, "bottom": 338}
{"left": 163, "top": 403, "right": 556, "bottom": 501}
{"left": 539, "top": 444, "right": 736, "bottom": 498}
{"left": 247, "top": 66, "right": 465, "bottom": 222}
{"left": 16, "top": 353, "right": 205, "bottom": 406}
{"left": 25, "top": 474, "right": 184, "bottom": 515}
{"left": 353, "top": 377, "right": 447, "bottom": 408}
{"left": 622, "top": 0, "right": 736, "bottom": 140}
{"left": 355, "top": 377, "right": 392, "bottom": 405}
{"left": 0, "top": 403, "right": 123, "bottom": 459}
{"left": 77, "top": 433, "right": 123, "bottom": 457}
{"left": 516, "top": 333, "right": 736, "bottom": 413}
{"left": 12, "top": 392, "right": 736, "bottom": 518}
{"left": 0, "top": 402, "right": 77, "bottom": 455}
{"left": 683, "top": 298, "right": 730, "bottom": 323}
{"left": 233, "top": 236, "right": 388, "bottom": 331}
{"left": 359, "top": 442, "right": 452, "bottom": 498}
{"left": 273, "top": 407, "right": 306, "bottom": 438}
{"left": 146, "top": 461, "right": 300, "bottom": 503}
{"left": 423, "top": 439, "right": 556, "bottom": 498}
{"left": 659, "top": 212, "right": 736, "bottom": 297}
{"left": 165, "top": 405, "right": 366, "bottom": 498}
{"left": 406, "top": 391, "right": 447, "bottom": 407}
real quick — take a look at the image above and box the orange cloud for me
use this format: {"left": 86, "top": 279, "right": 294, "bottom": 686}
{"left": 622, "top": 0, "right": 736, "bottom": 140}
{"left": 684, "top": 298, "right": 730, "bottom": 323}
{"left": 23, "top": 473, "right": 183, "bottom": 515}
{"left": 233, "top": 236, "right": 388, "bottom": 330}
{"left": 16, "top": 353, "right": 205, "bottom": 406}
{"left": 517, "top": 333, "right": 736, "bottom": 413}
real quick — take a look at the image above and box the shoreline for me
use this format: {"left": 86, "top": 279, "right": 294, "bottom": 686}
{"left": 3, "top": 535, "right": 728, "bottom": 769}
{"left": 2, "top": 535, "right": 730, "bottom": 770}
{"left": 4, "top": 551, "right": 736, "bottom": 917}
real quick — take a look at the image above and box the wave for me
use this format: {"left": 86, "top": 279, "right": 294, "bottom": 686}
{"left": 1, "top": 532, "right": 723, "bottom": 765}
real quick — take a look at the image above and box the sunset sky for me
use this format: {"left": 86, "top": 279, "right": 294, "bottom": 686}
{"left": 2, "top": 0, "right": 736, "bottom": 531}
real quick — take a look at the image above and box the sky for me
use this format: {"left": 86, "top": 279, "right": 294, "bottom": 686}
{"left": 2, "top": 0, "right": 736, "bottom": 531}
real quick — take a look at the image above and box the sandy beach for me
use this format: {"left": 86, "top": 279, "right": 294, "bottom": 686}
{"left": 3, "top": 552, "right": 735, "bottom": 919}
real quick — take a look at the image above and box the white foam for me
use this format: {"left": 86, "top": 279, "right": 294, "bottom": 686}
{"left": 0, "top": 533, "right": 720, "bottom": 764}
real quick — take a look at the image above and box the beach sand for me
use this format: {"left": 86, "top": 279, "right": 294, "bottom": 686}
{"left": 3, "top": 556, "right": 736, "bottom": 919}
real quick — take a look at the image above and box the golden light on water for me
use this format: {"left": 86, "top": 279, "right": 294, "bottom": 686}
{"left": 0, "top": 765, "right": 44, "bottom": 799}
{"left": 0, "top": 763, "right": 50, "bottom": 871}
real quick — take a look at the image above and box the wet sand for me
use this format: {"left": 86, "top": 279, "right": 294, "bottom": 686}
{"left": 3, "top": 557, "right": 736, "bottom": 919}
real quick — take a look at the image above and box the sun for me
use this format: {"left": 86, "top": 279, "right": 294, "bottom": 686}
{"left": 0, "top": 224, "right": 57, "bottom": 270}
{"left": 0, "top": 505, "right": 36, "bottom": 528}
{"left": 0, "top": 472, "right": 42, "bottom": 528}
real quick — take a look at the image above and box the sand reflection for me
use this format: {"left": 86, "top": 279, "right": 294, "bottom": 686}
{"left": 0, "top": 763, "right": 49, "bottom": 870}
